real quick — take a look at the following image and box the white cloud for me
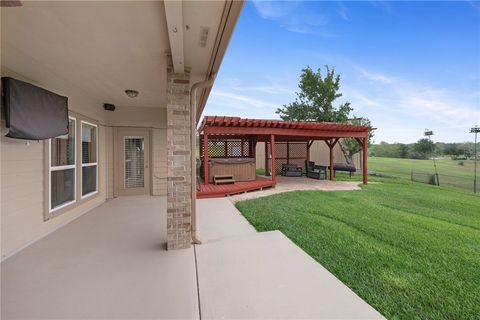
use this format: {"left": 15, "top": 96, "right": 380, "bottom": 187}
{"left": 337, "top": 1, "right": 349, "bottom": 20}
{"left": 231, "top": 84, "right": 294, "bottom": 95}
{"left": 252, "top": 0, "right": 331, "bottom": 36}
{"left": 346, "top": 66, "right": 480, "bottom": 141}
{"left": 355, "top": 66, "right": 394, "bottom": 84}
{"left": 252, "top": 1, "right": 300, "bottom": 19}
{"left": 210, "top": 89, "right": 278, "bottom": 110}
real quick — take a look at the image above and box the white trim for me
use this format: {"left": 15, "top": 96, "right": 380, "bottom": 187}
{"left": 49, "top": 116, "right": 77, "bottom": 213}
{"left": 81, "top": 163, "right": 97, "bottom": 167}
{"left": 80, "top": 121, "right": 98, "bottom": 198}
{"left": 51, "top": 164, "right": 76, "bottom": 171}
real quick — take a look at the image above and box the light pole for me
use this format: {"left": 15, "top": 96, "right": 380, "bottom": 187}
{"left": 424, "top": 129, "right": 439, "bottom": 186}
{"left": 471, "top": 126, "right": 479, "bottom": 193}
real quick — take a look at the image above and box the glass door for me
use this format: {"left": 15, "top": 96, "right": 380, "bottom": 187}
{"left": 117, "top": 129, "right": 150, "bottom": 196}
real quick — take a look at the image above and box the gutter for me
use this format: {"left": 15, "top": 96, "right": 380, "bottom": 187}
{"left": 190, "top": 76, "right": 215, "bottom": 245}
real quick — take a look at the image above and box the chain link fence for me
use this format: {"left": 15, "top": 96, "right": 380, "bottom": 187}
{"left": 410, "top": 170, "right": 475, "bottom": 192}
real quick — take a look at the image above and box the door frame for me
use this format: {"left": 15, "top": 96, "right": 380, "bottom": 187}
{"left": 113, "top": 127, "right": 152, "bottom": 197}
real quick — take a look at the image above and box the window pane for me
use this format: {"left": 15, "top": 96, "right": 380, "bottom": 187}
{"left": 125, "top": 137, "right": 144, "bottom": 188}
{"left": 51, "top": 119, "right": 75, "bottom": 167}
{"left": 82, "top": 123, "right": 97, "bottom": 164}
{"left": 51, "top": 168, "right": 75, "bottom": 209}
{"left": 82, "top": 165, "right": 97, "bottom": 196}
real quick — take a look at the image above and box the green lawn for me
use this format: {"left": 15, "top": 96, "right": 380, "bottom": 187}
{"left": 369, "top": 157, "right": 477, "bottom": 191}
{"left": 235, "top": 178, "right": 480, "bottom": 319}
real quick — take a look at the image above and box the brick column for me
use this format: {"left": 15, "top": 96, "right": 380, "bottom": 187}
{"left": 166, "top": 67, "right": 192, "bottom": 250}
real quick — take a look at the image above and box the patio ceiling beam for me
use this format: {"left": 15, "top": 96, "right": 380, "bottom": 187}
{"left": 203, "top": 126, "right": 368, "bottom": 139}
{"left": 164, "top": 1, "right": 184, "bottom": 73}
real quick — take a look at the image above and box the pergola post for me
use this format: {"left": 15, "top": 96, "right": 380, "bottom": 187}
{"left": 265, "top": 141, "right": 270, "bottom": 176}
{"left": 325, "top": 138, "right": 339, "bottom": 180}
{"left": 270, "top": 134, "right": 276, "bottom": 181}
{"left": 362, "top": 138, "right": 368, "bottom": 184}
{"left": 355, "top": 137, "right": 368, "bottom": 185}
{"left": 203, "top": 133, "right": 209, "bottom": 185}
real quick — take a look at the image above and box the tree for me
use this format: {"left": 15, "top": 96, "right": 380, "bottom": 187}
{"left": 276, "top": 66, "right": 373, "bottom": 165}
{"left": 413, "top": 138, "right": 435, "bottom": 159}
{"left": 339, "top": 117, "right": 374, "bottom": 164}
{"left": 276, "top": 66, "right": 352, "bottom": 122}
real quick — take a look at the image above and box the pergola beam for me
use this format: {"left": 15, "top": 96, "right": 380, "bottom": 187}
{"left": 203, "top": 126, "right": 369, "bottom": 139}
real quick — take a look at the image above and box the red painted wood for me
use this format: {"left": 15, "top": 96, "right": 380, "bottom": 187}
{"left": 197, "top": 177, "right": 276, "bottom": 198}
{"left": 271, "top": 134, "right": 276, "bottom": 182}
{"left": 265, "top": 141, "right": 269, "bottom": 176}
{"left": 203, "top": 126, "right": 369, "bottom": 139}
{"left": 362, "top": 138, "right": 368, "bottom": 184}
{"left": 327, "top": 140, "right": 334, "bottom": 180}
{"left": 204, "top": 134, "right": 209, "bottom": 185}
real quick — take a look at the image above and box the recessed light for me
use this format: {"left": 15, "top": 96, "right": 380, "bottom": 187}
{"left": 125, "top": 89, "right": 139, "bottom": 98}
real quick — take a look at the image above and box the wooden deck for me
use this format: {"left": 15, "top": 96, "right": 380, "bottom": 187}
{"left": 197, "top": 176, "right": 276, "bottom": 199}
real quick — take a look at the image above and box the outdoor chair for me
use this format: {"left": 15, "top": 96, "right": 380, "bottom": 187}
{"left": 281, "top": 163, "right": 303, "bottom": 177}
{"left": 305, "top": 160, "right": 327, "bottom": 180}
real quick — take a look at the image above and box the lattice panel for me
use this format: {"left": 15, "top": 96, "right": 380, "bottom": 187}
{"left": 267, "top": 142, "right": 308, "bottom": 174}
{"left": 200, "top": 138, "right": 252, "bottom": 158}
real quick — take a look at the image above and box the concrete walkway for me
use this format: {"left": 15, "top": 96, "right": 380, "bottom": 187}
{"left": 2, "top": 196, "right": 384, "bottom": 319}
{"left": 196, "top": 198, "right": 384, "bottom": 320}
{"left": 229, "top": 176, "right": 362, "bottom": 202}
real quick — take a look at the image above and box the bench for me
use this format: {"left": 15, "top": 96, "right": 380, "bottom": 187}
{"left": 281, "top": 163, "right": 303, "bottom": 177}
{"left": 214, "top": 174, "right": 235, "bottom": 185}
{"left": 333, "top": 163, "right": 356, "bottom": 177}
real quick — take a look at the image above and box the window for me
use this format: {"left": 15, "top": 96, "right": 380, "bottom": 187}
{"left": 49, "top": 117, "right": 76, "bottom": 211}
{"left": 81, "top": 121, "right": 98, "bottom": 197}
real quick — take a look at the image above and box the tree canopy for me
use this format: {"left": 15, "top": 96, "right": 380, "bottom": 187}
{"left": 277, "top": 66, "right": 373, "bottom": 163}
{"left": 276, "top": 66, "right": 353, "bottom": 122}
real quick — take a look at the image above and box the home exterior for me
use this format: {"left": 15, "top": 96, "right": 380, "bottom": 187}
{"left": 1, "top": 1, "right": 244, "bottom": 258}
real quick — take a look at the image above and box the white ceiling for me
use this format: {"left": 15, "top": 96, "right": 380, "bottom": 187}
{"left": 1, "top": 1, "right": 226, "bottom": 109}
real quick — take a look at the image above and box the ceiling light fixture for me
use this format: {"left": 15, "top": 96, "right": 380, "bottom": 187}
{"left": 125, "top": 89, "right": 139, "bottom": 98}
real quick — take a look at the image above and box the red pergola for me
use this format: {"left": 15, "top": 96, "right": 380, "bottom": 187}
{"left": 198, "top": 116, "right": 374, "bottom": 197}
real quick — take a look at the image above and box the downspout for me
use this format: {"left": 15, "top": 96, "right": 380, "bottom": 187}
{"left": 190, "top": 75, "right": 215, "bottom": 245}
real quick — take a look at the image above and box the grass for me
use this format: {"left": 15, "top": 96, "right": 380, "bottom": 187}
{"left": 236, "top": 177, "right": 480, "bottom": 319}
{"left": 369, "top": 157, "right": 477, "bottom": 191}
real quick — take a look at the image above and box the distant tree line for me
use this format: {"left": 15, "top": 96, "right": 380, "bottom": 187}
{"left": 369, "top": 140, "right": 477, "bottom": 160}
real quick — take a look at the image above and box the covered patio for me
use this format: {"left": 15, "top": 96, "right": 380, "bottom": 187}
{"left": 197, "top": 116, "right": 373, "bottom": 198}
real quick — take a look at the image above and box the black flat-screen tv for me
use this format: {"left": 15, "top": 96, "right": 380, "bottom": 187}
{"left": 1, "top": 77, "right": 69, "bottom": 140}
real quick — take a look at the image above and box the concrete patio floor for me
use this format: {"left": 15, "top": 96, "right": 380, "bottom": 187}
{"left": 229, "top": 175, "right": 362, "bottom": 202}
{"left": 2, "top": 195, "right": 384, "bottom": 319}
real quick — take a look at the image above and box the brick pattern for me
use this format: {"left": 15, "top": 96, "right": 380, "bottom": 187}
{"left": 166, "top": 68, "right": 192, "bottom": 250}
{"left": 152, "top": 128, "right": 167, "bottom": 195}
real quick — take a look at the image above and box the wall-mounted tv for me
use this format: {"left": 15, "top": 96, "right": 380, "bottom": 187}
{"left": 1, "top": 77, "right": 69, "bottom": 140}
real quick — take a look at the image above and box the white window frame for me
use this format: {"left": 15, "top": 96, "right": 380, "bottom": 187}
{"left": 81, "top": 120, "right": 98, "bottom": 199}
{"left": 49, "top": 116, "right": 76, "bottom": 213}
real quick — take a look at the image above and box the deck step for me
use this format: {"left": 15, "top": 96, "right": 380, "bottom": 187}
{"left": 214, "top": 174, "right": 235, "bottom": 185}
{"left": 215, "top": 178, "right": 235, "bottom": 185}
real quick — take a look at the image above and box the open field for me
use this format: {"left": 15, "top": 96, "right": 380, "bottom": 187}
{"left": 369, "top": 157, "right": 477, "bottom": 192}
{"left": 236, "top": 178, "right": 480, "bottom": 320}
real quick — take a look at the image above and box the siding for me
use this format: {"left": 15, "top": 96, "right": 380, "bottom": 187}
{"left": 0, "top": 69, "right": 109, "bottom": 259}
{"left": 1, "top": 121, "right": 108, "bottom": 260}
{"left": 0, "top": 70, "right": 167, "bottom": 259}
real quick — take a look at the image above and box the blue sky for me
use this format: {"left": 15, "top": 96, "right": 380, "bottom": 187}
{"left": 203, "top": 0, "right": 480, "bottom": 143}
